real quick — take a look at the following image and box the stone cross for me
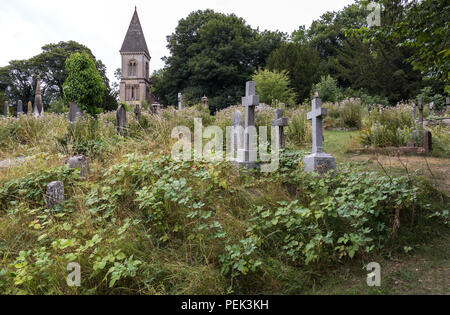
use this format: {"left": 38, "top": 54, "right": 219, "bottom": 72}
{"left": 17, "top": 100, "right": 23, "bottom": 116}
{"left": 134, "top": 104, "right": 141, "bottom": 121}
{"left": 236, "top": 81, "right": 259, "bottom": 168}
{"left": 231, "top": 110, "right": 244, "bottom": 154}
{"left": 303, "top": 92, "right": 336, "bottom": 174}
{"left": 308, "top": 93, "right": 327, "bottom": 154}
{"left": 3, "top": 101, "right": 7, "bottom": 116}
{"left": 46, "top": 181, "right": 64, "bottom": 210}
{"left": 418, "top": 98, "right": 423, "bottom": 129}
{"left": 178, "top": 93, "right": 182, "bottom": 110}
{"left": 271, "top": 109, "right": 288, "bottom": 148}
{"left": 116, "top": 105, "right": 127, "bottom": 135}
{"left": 34, "top": 75, "right": 43, "bottom": 116}
{"left": 27, "top": 102, "right": 32, "bottom": 115}
{"left": 69, "top": 102, "right": 82, "bottom": 123}
{"left": 68, "top": 155, "right": 89, "bottom": 179}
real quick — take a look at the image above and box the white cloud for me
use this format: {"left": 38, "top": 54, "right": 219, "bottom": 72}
{"left": 0, "top": 0, "right": 356, "bottom": 83}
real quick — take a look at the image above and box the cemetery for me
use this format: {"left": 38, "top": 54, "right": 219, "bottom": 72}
{"left": 0, "top": 1, "right": 448, "bottom": 296}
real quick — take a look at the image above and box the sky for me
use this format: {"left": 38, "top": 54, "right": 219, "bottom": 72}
{"left": 0, "top": 0, "right": 356, "bottom": 84}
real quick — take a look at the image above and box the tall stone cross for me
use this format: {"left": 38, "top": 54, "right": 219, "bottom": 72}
{"left": 307, "top": 92, "right": 327, "bottom": 154}
{"left": 236, "top": 81, "right": 259, "bottom": 168}
{"left": 271, "top": 109, "right": 288, "bottom": 148}
{"left": 303, "top": 92, "right": 336, "bottom": 174}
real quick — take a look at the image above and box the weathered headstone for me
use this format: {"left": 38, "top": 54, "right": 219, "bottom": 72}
{"left": 46, "top": 181, "right": 64, "bottom": 210}
{"left": 116, "top": 105, "right": 127, "bottom": 135}
{"left": 423, "top": 131, "right": 432, "bottom": 154}
{"left": 378, "top": 104, "right": 383, "bottom": 113}
{"left": 69, "top": 102, "right": 82, "bottom": 123}
{"left": 429, "top": 101, "right": 434, "bottom": 116}
{"left": 418, "top": 98, "right": 424, "bottom": 130}
{"left": 411, "top": 103, "right": 416, "bottom": 123}
{"left": 27, "top": 102, "right": 32, "bottom": 115}
{"left": 17, "top": 100, "right": 23, "bottom": 116}
{"left": 236, "top": 81, "right": 259, "bottom": 169}
{"left": 134, "top": 104, "right": 141, "bottom": 121}
{"left": 34, "top": 75, "right": 43, "bottom": 116}
{"left": 3, "top": 101, "right": 7, "bottom": 116}
{"left": 178, "top": 93, "right": 182, "bottom": 110}
{"left": 271, "top": 109, "right": 288, "bottom": 148}
{"left": 151, "top": 103, "right": 161, "bottom": 114}
{"left": 231, "top": 110, "right": 244, "bottom": 154}
{"left": 68, "top": 155, "right": 89, "bottom": 178}
{"left": 201, "top": 96, "right": 209, "bottom": 109}
{"left": 303, "top": 92, "right": 336, "bottom": 174}
{"left": 446, "top": 97, "right": 450, "bottom": 112}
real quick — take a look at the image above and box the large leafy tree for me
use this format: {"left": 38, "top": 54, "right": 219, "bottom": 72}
{"left": 0, "top": 41, "right": 117, "bottom": 111}
{"left": 267, "top": 43, "right": 321, "bottom": 103}
{"left": 153, "top": 10, "right": 285, "bottom": 112}
{"left": 63, "top": 52, "right": 105, "bottom": 117}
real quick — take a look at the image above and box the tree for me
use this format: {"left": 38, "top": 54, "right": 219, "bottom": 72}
{"left": 252, "top": 69, "right": 296, "bottom": 105}
{"left": 63, "top": 52, "right": 105, "bottom": 117}
{"left": 154, "top": 10, "right": 285, "bottom": 112}
{"left": 0, "top": 41, "right": 117, "bottom": 111}
{"left": 267, "top": 43, "right": 321, "bottom": 103}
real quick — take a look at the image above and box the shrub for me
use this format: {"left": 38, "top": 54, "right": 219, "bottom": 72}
{"left": 252, "top": 69, "right": 297, "bottom": 106}
{"left": 311, "top": 75, "right": 340, "bottom": 103}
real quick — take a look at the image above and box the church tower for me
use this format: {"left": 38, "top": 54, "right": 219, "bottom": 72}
{"left": 120, "top": 8, "right": 151, "bottom": 105}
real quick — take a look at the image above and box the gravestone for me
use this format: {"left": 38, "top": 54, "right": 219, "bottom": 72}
{"left": 151, "top": 103, "right": 161, "bottom": 114}
{"left": 178, "top": 93, "right": 182, "bottom": 110}
{"left": 411, "top": 103, "right": 416, "bottom": 123}
{"left": 69, "top": 102, "right": 82, "bottom": 123}
{"left": 236, "top": 81, "right": 259, "bottom": 169}
{"left": 134, "top": 104, "right": 141, "bottom": 121}
{"left": 271, "top": 109, "right": 288, "bottom": 148}
{"left": 34, "top": 75, "right": 43, "bottom": 116}
{"left": 68, "top": 155, "right": 89, "bottom": 178}
{"left": 3, "top": 101, "right": 7, "bottom": 116}
{"left": 303, "top": 92, "right": 336, "bottom": 174}
{"left": 27, "top": 102, "right": 32, "bottom": 115}
{"left": 116, "top": 105, "right": 127, "bottom": 135}
{"left": 423, "top": 131, "right": 432, "bottom": 154}
{"left": 446, "top": 97, "right": 450, "bottom": 112}
{"left": 378, "top": 104, "right": 383, "bottom": 113}
{"left": 46, "top": 181, "right": 64, "bottom": 210}
{"left": 429, "top": 101, "right": 434, "bottom": 116}
{"left": 17, "top": 100, "right": 23, "bottom": 116}
{"left": 201, "top": 96, "right": 209, "bottom": 109}
{"left": 418, "top": 98, "right": 424, "bottom": 130}
{"left": 231, "top": 110, "right": 244, "bottom": 154}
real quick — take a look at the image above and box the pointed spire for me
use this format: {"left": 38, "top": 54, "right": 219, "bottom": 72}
{"left": 120, "top": 8, "right": 150, "bottom": 58}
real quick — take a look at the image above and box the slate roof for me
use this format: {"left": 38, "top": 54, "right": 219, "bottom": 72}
{"left": 120, "top": 8, "right": 150, "bottom": 57}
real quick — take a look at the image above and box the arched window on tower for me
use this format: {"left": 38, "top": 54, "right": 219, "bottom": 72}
{"left": 128, "top": 60, "right": 137, "bottom": 76}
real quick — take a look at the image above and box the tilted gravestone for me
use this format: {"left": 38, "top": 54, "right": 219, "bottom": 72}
{"left": 236, "top": 81, "right": 259, "bottom": 169}
{"left": 68, "top": 155, "right": 89, "bottom": 178}
{"left": 46, "top": 181, "right": 64, "bottom": 210}
{"left": 69, "top": 102, "right": 83, "bottom": 123}
{"left": 34, "top": 75, "right": 43, "bottom": 116}
{"left": 231, "top": 110, "right": 244, "bottom": 155}
{"left": 27, "top": 102, "right": 32, "bottom": 115}
{"left": 271, "top": 109, "right": 288, "bottom": 148}
{"left": 418, "top": 98, "right": 424, "bottom": 130}
{"left": 17, "top": 101, "right": 23, "bottom": 116}
{"left": 116, "top": 105, "right": 127, "bottom": 135}
{"left": 303, "top": 92, "right": 336, "bottom": 174}
{"left": 3, "top": 101, "right": 7, "bottom": 116}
